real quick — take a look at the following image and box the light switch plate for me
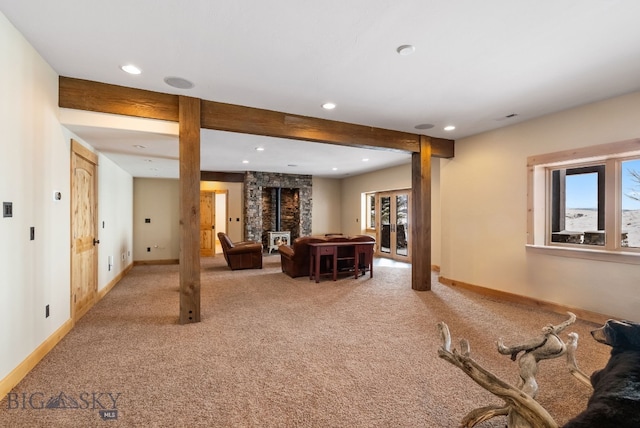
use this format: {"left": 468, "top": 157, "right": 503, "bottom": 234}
{"left": 3, "top": 202, "right": 12, "bottom": 218}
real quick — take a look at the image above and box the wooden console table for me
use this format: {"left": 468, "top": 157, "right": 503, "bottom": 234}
{"left": 308, "top": 241, "right": 374, "bottom": 283}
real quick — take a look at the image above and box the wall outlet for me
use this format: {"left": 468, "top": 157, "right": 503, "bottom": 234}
{"left": 145, "top": 218, "right": 151, "bottom": 223}
{"left": 147, "top": 247, "right": 151, "bottom": 252}
{"left": 45, "top": 305, "right": 50, "bottom": 318}
{"left": 30, "top": 227, "right": 35, "bottom": 240}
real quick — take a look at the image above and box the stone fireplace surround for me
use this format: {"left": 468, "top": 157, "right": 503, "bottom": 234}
{"left": 243, "top": 171, "right": 312, "bottom": 247}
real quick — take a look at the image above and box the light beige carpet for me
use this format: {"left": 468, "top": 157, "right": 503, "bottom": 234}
{"left": 0, "top": 255, "right": 609, "bottom": 427}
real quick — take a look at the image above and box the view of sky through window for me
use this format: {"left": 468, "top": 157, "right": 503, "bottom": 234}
{"left": 565, "top": 173, "right": 597, "bottom": 209}
{"left": 622, "top": 159, "right": 640, "bottom": 210}
{"left": 561, "top": 159, "right": 640, "bottom": 247}
{"left": 563, "top": 159, "right": 640, "bottom": 210}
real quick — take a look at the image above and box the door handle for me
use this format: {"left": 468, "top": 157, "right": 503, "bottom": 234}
{"left": 93, "top": 238, "right": 100, "bottom": 246}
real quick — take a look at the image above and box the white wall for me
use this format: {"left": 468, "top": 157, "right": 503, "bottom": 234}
{"left": 0, "top": 12, "right": 70, "bottom": 382}
{"left": 0, "top": 13, "right": 131, "bottom": 380}
{"left": 96, "top": 154, "right": 134, "bottom": 289}
{"left": 0, "top": 12, "right": 136, "bottom": 386}
{"left": 133, "top": 178, "right": 181, "bottom": 261}
{"left": 441, "top": 91, "right": 640, "bottom": 320}
{"left": 311, "top": 177, "right": 342, "bottom": 234}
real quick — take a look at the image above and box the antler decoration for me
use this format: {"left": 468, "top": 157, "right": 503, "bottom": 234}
{"left": 437, "top": 316, "right": 583, "bottom": 428}
{"left": 496, "top": 312, "right": 576, "bottom": 399}
{"left": 565, "top": 332, "right": 592, "bottom": 388}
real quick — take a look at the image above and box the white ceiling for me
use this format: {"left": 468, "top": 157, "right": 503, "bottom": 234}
{"left": 2, "top": 1, "right": 640, "bottom": 178}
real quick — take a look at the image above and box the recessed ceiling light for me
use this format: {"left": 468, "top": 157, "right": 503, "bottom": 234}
{"left": 415, "top": 123, "right": 434, "bottom": 130}
{"left": 242, "top": 160, "right": 249, "bottom": 164}
{"left": 121, "top": 64, "right": 141, "bottom": 75}
{"left": 322, "top": 102, "right": 336, "bottom": 110}
{"left": 362, "top": 158, "right": 369, "bottom": 162}
{"left": 396, "top": 45, "right": 416, "bottom": 56}
{"left": 332, "top": 167, "right": 338, "bottom": 171}
{"left": 444, "top": 125, "right": 456, "bottom": 131}
{"left": 133, "top": 144, "right": 146, "bottom": 149}
{"left": 255, "top": 147, "right": 265, "bottom": 152}
{"left": 164, "top": 76, "right": 194, "bottom": 89}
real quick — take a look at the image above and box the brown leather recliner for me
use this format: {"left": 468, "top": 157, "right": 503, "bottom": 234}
{"left": 218, "top": 232, "right": 263, "bottom": 270}
{"left": 278, "top": 236, "right": 327, "bottom": 278}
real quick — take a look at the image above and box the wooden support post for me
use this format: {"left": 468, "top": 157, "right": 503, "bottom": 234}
{"left": 179, "top": 96, "right": 201, "bottom": 324}
{"left": 411, "top": 136, "right": 432, "bottom": 291}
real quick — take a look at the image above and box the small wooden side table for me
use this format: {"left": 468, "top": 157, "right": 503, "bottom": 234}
{"left": 308, "top": 242, "right": 338, "bottom": 283}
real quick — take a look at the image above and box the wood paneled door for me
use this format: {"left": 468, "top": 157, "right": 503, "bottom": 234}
{"left": 200, "top": 192, "right": 215, "bottom": 257}
{"left": 71, "top": 140, "right": 98, "bottom": 321}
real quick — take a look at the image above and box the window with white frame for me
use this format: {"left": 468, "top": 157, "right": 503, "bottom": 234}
{"left": 527, "top": 139, "right": 640, "bottom": 258}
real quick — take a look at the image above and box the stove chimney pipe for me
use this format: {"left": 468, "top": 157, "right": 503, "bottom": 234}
{"left": 275, "top": 187, "right": 282, "bottom": 232}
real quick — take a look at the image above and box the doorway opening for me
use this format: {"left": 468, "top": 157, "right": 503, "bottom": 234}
{"left": 199, "top": 189, "right": 228, "bottom": 257}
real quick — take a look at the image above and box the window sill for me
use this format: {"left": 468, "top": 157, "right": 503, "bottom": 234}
{"left": 526, "top": 244, "right": 640, "bottom": 265}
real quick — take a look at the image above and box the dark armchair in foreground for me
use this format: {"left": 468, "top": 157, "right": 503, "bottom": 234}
{"left": 217, "top": 232, "right": 263, "bottom": 270}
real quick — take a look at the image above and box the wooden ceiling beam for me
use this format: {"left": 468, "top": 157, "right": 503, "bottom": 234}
{"left": 200, "top": 171, "right": 245, "bottom": 183}
{"left": 59, "top": 76, "right": 454, "bottom": 157}
{"left": 59, "top": 77, "right": 178, "bottom": 121}
{"left": 200, "top": 99, "right": 420, "bottom": 153}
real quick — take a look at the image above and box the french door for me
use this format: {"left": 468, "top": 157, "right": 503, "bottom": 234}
{"left": 377, "top": 190, "right": 411, "bottom": 262}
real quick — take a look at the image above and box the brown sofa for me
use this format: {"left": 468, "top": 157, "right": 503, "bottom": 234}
{"left": 278, "top": 235, "right": 375, "bottom": 278}
{"left": 218, "top": 232, "right": 263, "bottom": 270}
